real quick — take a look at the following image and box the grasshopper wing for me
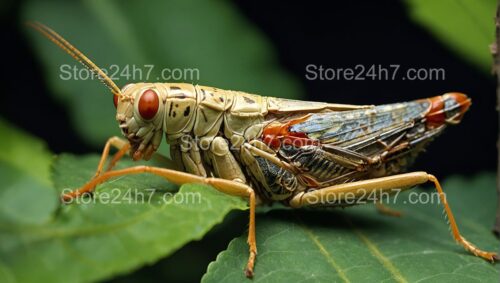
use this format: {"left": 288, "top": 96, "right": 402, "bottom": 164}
{"left": 267, "top": 97, "right": 373, "bottom": 113}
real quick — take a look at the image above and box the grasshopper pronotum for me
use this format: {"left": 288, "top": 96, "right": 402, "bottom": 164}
{"left": 29, "top": 22, "right": 497, "bottom": 278}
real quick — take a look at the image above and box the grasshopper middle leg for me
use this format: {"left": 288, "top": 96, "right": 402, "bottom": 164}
{"left": 289, "top": 172, "right": 497, "bottom": 261}
{"left": 90, "top": 135, "right": 173, "bottom": 178}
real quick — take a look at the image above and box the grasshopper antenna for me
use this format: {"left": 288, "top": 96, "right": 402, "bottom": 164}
{"left": 27, "top": 21, "right": 122, "bottom": 96}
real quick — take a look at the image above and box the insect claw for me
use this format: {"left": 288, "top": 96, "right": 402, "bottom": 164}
{"left": 60, "top": 189, "right": 94, "bottom": 204}
{"left": 244, "top": 249, "right": 257, "bottom": 278}
{"left": 60, "top": 194, "right": 72, "bottom": 204}
{"left": 244, "top": 267, "right": 254, "bottom": 278}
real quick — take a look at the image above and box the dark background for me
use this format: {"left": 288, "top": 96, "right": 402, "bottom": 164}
{"left": 1, "top": 1, "right": 497, "bottom": 282}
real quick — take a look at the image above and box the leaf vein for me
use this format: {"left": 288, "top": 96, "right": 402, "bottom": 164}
{"left": 344, "top": 216, "right": 408, "bottom": 283}
{"left": 295, "top": 214, "right": 350, "bottom": 283}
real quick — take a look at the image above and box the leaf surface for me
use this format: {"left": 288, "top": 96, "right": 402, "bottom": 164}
{"left": 0, "top": 119, "right": 248, "bottom": 283}
{"left": 203, "top": 174, "right": 500, "bottom": 282}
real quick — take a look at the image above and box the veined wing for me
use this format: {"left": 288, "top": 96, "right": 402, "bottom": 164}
{"left": 288, "top": 100, "right": 434, "bottom": 157}
{"left": 267, "top": 97, "right": 373, "bottom": 112}
{"left": 256, "top": 94, "right": 470, "bottom": 197}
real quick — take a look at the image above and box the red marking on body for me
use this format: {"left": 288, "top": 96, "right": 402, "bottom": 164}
{"left": 422, "top": 92, "right": 470, "bottom": 128}
{"left": 424, "top": 95, "right": 446, "bottom": 128}
{"left": 449, "top": 92, "right": 471, "bottom": 114}
{"left": 262, "top": 115, "right": 319, "bottom": 149}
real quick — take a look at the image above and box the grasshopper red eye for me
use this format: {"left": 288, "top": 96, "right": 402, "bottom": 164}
{"left": 138, "top": 89, "right": 159, "bottom": 120}
{"left": 113, "top": 95, "right": 119, "bottom": 108}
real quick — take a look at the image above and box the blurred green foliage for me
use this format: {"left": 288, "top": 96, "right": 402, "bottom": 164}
{"left": 0, "top": 119, "right": 56, "bottom": 226}
{"left": 405, "top": 0, "right": 496, "bottom": 73}
{"left": 0, "top": 119, "right": 52, "bottom": 186}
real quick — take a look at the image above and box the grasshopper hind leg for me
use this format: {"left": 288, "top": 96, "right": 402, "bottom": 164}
{"left": 289, "top": 172, "right": 498, "bottom": 262}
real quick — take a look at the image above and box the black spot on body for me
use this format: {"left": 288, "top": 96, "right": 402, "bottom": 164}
{"left": 175, "top": 104, "right": 179, "bottom": 108}
{"left": 168, "top": 103, "right": 173, "bottom": 117}
{"left": 184, "top": 106, "right": 191, "bottom": 117}
{"left": 219, "top": 97, "right": 224, "bottom": 102}
{"left": 243, "top": 96, "right": 255, "bottom": 104}
{"left": 170, "top": 86, "right": 181, "bottom": 90}
{"left": 173, "top": 112, "right": 176, "bottom": 118}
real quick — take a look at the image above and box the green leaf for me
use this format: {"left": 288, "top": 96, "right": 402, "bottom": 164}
{"left": 22, "top": 0, "right": 302, "bottom": 146}
{"left": 0, "top": 163, "right": 57, "bottom": 226}
{"left": 405, "top": 0, "right": 496, "bottom": 73}
{"left": 203, "top": 174, "right": 500, "bottom": 282}
{"left": 0, "top": 118, "right": 53, "bottom": 186}
{"left": 0, "top": 154, "right": 247, "bottom": 283}
{"left": 0, "top": 117, "right": 57, "bottom": 226}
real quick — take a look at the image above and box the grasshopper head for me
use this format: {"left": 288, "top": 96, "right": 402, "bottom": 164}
{"left": 115, "top": 83, "right": 165, "bottom": 161}
{"left": 28, "top": 23, "right": 166, "bottom": 160}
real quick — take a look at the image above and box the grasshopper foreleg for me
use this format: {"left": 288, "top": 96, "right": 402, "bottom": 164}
{"left": 289, "top": 172, "right": 497, "bottom": 261}
{"left": 62, "top": 136, "right": 173, "bottom": 200}
{"left": 61, "top": 136, "right": 130, "bottom": 200}
{"left": 60, "top": 165, "right": 258, "bottom": 278}
{"left": 93, "top": 136, "right": 130, "bottom": 178}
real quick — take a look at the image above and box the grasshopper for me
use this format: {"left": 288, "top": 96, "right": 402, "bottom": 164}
{"left": 30, "top": 22, "right": 497, "bottom": 278}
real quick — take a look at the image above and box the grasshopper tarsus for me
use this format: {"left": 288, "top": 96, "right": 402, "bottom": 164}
{"left": 245, "top": 268, "right": 254, "bottom": 279}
